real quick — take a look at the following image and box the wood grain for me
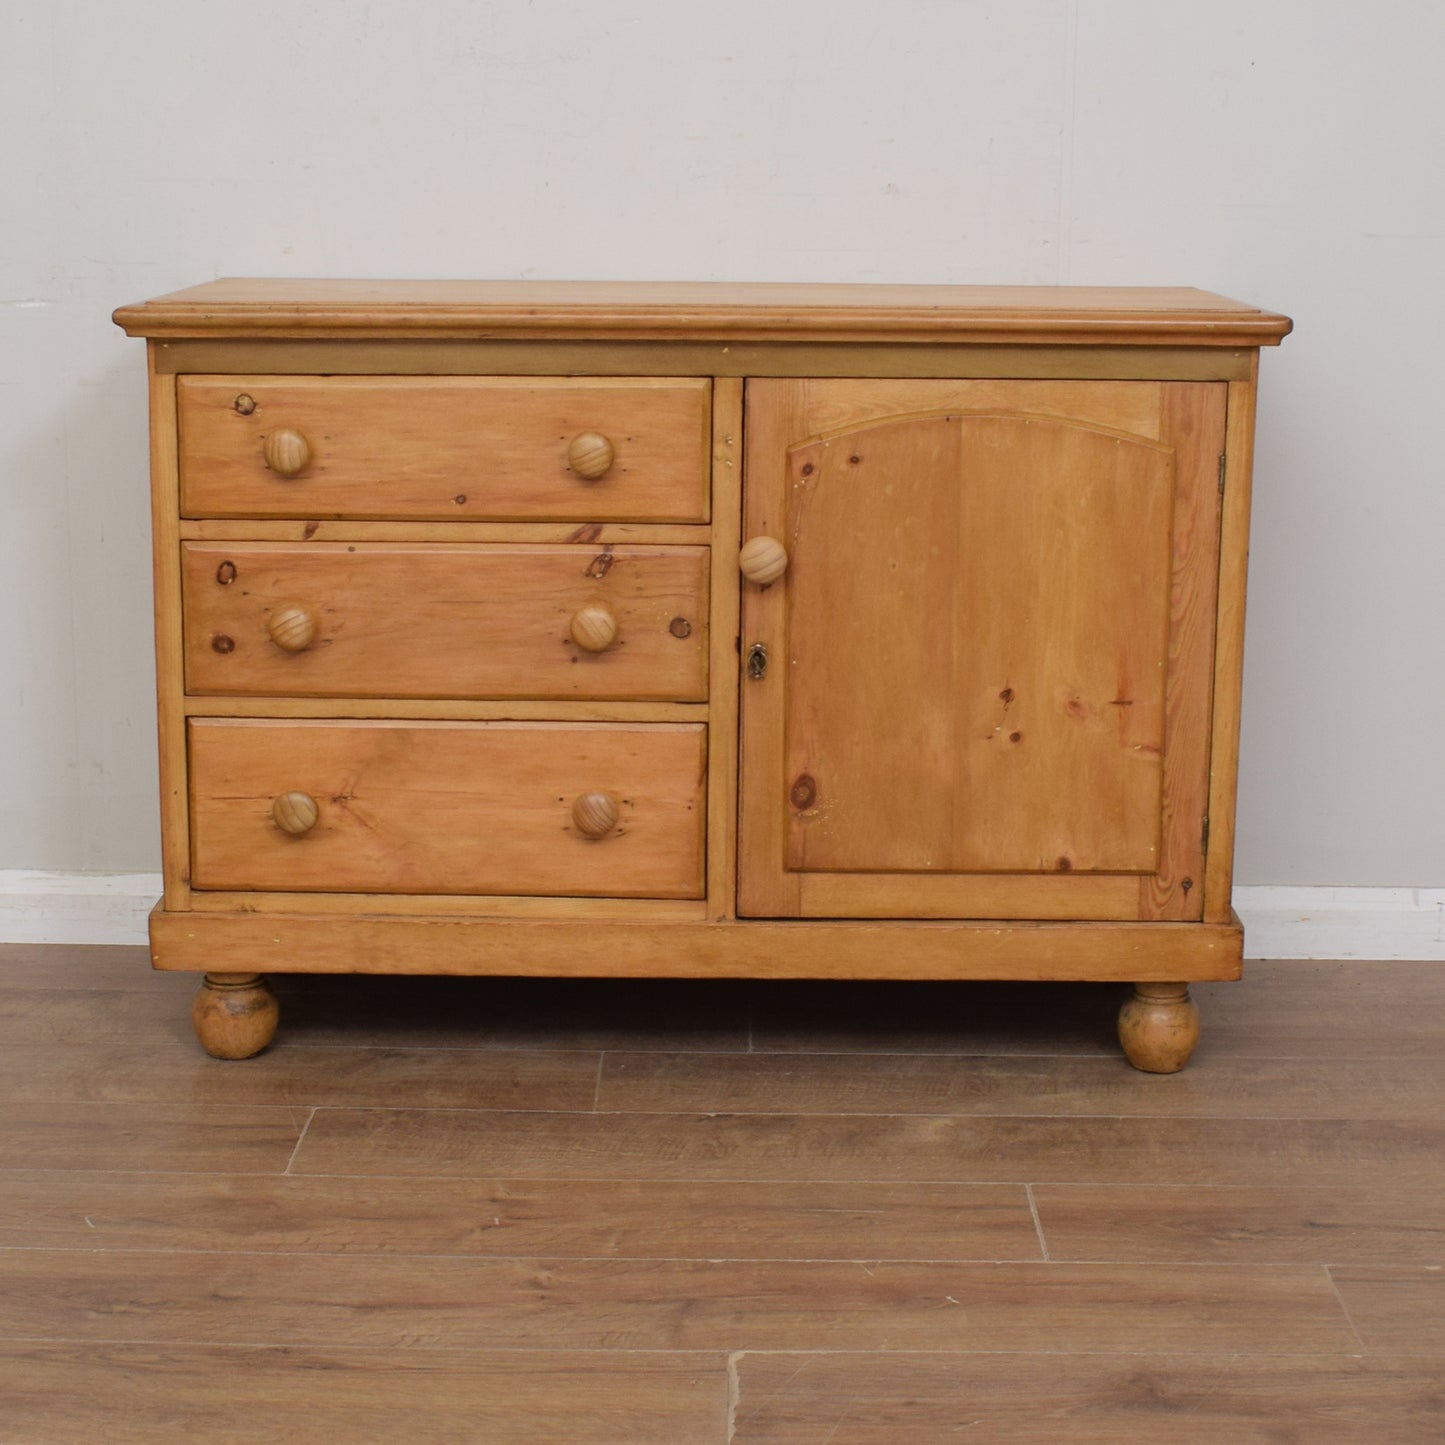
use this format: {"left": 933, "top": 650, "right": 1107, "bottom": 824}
{"left": 115, "top": 279, "right": 1293, "bottom": 346}
{"left": 0, "top": 1344, "right": 725, "bottom": 1445}
{"left": 182, "top": 697, "right": 708, "bottom": 722}
{"left": 290, "top": 1107, "right": 1445, "bottom": 1188}
{"left": 1032, "top": 1183, "right": 1445, "bottom": 1265}
{"left": 0, "top": 943, "right": 187, "bottom": 990}
{"left": 181, "top": 542, "right": 709, "bottom": 701}
{"left": 147, "top": 355, "right": 191, "bottom": 907}
{"left": 0, "top": 1251, "right": 1356, "bottom": 1354}
{"left": 732, "top": 1352, "right": 1445, "bottom": 1444}
{"left": 179, "top": 518, "right": 710, "bottom": 543}
{"left": 1204, "top": 366, "right": 1261, "bottom": 921}
{"left": 0, "top": 985, "right": 193, "bottom": 1044}
{"left": 1139, "top": 383, "right": 1226, "bottom": 918}
{"left": 1192, "top": 960, "right": 1445, "bottom": 1058}
{"left": 739, "top": 381, "right": 1227, "bottom": 921}
{"left": 596, "top": 1051, "right": 1445, "bottom": 1121}
{"left": 153, "top": 337, "right": 1260, "bottom": 381}
{"left": 737, "top": 378, "right": 806, "bottom": 916}
{"left": 707, "top": 377, "right": 744, "bottom": 918}
{"left": 177, "top": 375, "right": 711, "bottom": 521}
{"left": 186, "top": 718, "right": 706, "bottom": 898}
{"left": 795, "top": 377, "right": 1167, "bottom": 440}
{"left": 792, "top": 872, "right": 1144, "bottom": 920}
{"left": 1329, "top": 1267, "right": 1445, "bottom": 1352}
{"left": 0, "top": 1172, "right": 1040, "bottom": 1261}
{"left": 183, "top": 890, "right": 708, "bottom": 920}
{"left": 0, "top": 1040, "right": 600, "bottom": 1110}
{"left": 0, "top": 946, "right": 1435, "bottom": 1443}
{"left": 146, "top": 909, "right": 1244, "bottom": 979}
{"left": 0, "top": 1101, "right": 303, "bottom": 1173}
{"left": 781, "top": 408, "right": 1171, "bottom": 876}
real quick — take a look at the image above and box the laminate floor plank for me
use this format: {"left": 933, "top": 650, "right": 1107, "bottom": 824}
{"left": 0, "top": 986, "right": 193, "bottom": 1046}
{"left": 0, "top": 1170, "right": 1041, "bottom": 1261}
{"left": 0, "top": 1251, "right": 1358, "bottom": 1354}
{"left": 0, "top": 944, "right": 176, "bottom": 991}
{"left": 1033, "top": 1183, "right": 1445, "bottom": 1266}
{"left": 0, "top": 1040, "right": 600, "bottom": 1110}
{"left": 731, "top": 1351, "right": 1445, "bottom": 1444}
{"left": 1192, "top": 960, "right": 1445, "bottom": 1059}
{"left": 0, "top": 1343, "right": 727, "bottom": 1445}
{"left": 293, "top": 1107, "right": 1445, "bottom": 1188}
{"left": 1, "top": 947, "right": 1439, "bottom": 1439}
{"left": 598, "top": 1050, "right": 1445, "bottom": 1120}
{"left": 1329, "top": 1267, "right": 1445, "bottom": 1352}
{"left": 0, "top": 1102, "right": 305, "bottom": 1173}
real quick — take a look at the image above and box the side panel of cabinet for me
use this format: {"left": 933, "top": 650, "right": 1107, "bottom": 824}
{"left": 737, "top": 379, "right": 1225, "bottom": 920}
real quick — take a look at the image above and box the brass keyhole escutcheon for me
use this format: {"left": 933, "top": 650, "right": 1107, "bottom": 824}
{"left": 747, "top": 643, "right": 768, "bottom": 680}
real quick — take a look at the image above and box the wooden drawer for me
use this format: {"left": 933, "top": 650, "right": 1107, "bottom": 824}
{"left": 182, "top": 542, "right": 709, "bottom": 701}
{"left": 188, "top": 719, "right": 706, "bottom": 898}
{"left": 177, "top": 376, "right": 711, "bottom": 521}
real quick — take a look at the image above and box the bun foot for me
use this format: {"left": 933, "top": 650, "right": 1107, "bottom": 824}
{"left": 1118, "top": 982, "right": 1199, "bottom": 1073}
{"left": 192, "top": 973, "right": 279, "bottom": 1059}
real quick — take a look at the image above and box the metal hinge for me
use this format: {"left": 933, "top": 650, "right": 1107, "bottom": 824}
{"left": 1218, "top": 452, "right": 1227, "bottom": 495}
{"left": 1201, "top": 814, "right": 1211, "bottom": 851}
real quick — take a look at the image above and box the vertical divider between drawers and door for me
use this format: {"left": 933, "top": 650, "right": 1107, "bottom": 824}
{"left": 706, "top": 377, "right": 744, "bottom": 920}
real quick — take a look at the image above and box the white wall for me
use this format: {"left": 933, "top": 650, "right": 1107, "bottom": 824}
{"left": 3, "top": 0, "right": 1442, "bottom": 886}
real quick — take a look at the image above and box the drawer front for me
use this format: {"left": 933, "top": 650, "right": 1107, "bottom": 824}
{"left": 183, "top": 543, "right": 709, "bottom": 701}
{"left": 177, "top": 376, "right": 712, "bottom": 521}
{"left": 188, "top": 719, "right": 706, "bottom": 898}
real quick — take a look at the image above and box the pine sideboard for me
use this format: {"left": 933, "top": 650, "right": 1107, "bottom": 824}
{"left": 114, "top": 280, "right": 1291, "bottom": 1070}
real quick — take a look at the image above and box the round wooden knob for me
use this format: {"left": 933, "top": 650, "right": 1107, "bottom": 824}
{"left": 267, "top": 604, "right": 318, "bottom": 653}
{"left": 571, "top": 792, "right": 619, "bottom": 839}
{"left": 566, "top": 431, "right": 615, "bottom": 481}
{"left": 739, "top": 536, "right": 788, "bottom": 586}
{"left": 569, "top": 601, "right": 618, "bottom": 653}
{"left": 271, "top": 791, "right": 318, "bottom": 836}
{"left": 263, "top": 428, "right": 311, "bottom": 478}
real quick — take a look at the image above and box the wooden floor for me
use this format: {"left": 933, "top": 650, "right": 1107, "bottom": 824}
{"left": 1, "top": 946, "right": 1443, "bottom": 1442}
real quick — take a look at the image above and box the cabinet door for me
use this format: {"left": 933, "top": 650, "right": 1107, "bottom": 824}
{"left": 738, "top": 379, "right": 1225, "bottom": 921}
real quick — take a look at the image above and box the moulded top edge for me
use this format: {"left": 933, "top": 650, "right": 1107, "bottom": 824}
{"left": 113, "top": 279, "right": 1293, "bottom": 346}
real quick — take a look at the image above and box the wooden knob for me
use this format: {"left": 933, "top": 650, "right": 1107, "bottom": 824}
{"left": 569, "top": 601, "right": 618, "bottom": 653}
{"left": 267, "top": 604, "right": 318, "bottom": 653}
{"left": 740, "top": 536, "right": 788, "bottom": 586}
{"left": 263, "top": 428, "right": 311, "bottom": 478}
{"left": 567, "top": 431, "right": 615, "bottom": 481}
{"left": 571, "top": 792, "right": 619, "bottom": 839}
{"left": 271, "top": 791, "right": 318, "bottom": 836}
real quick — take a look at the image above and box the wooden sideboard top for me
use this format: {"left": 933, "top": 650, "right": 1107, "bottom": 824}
{"left": 114, "top": 279, "right": 1292, "bottom": 347}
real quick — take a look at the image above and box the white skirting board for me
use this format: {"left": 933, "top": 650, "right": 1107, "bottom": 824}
{"left": 0, "top": 872, "right": 1442, "bottom": 958}
{"left": 0, "top": 872, "right": 164, "bottom": 946}
{"left": 1233, "top": 886, "right": 1445, "bottom": 961}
